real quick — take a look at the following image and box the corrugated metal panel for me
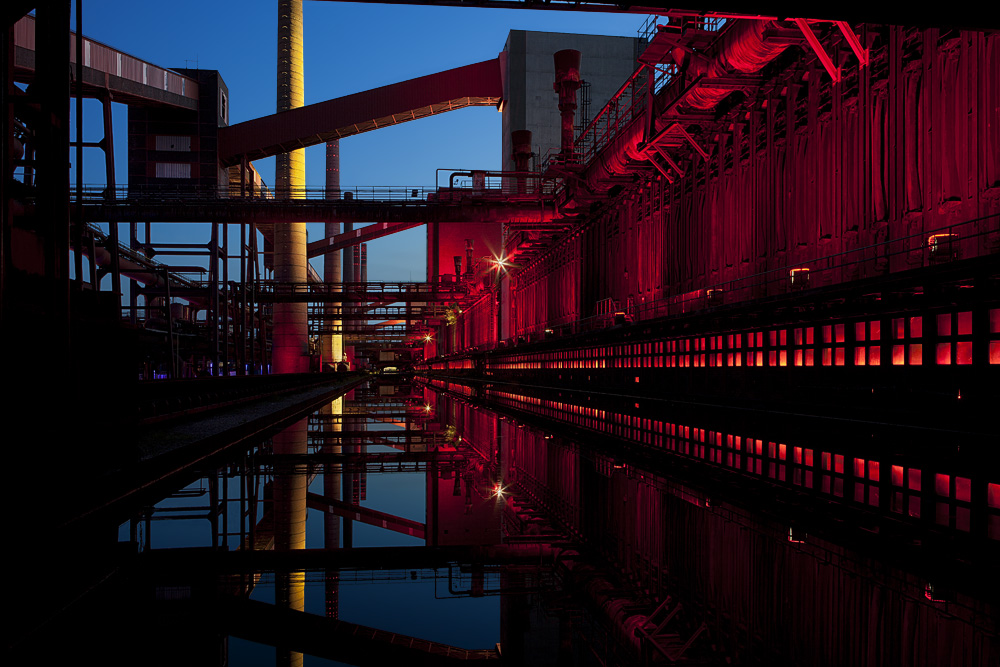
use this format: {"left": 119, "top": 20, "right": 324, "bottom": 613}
{"left": 13, "top": 16, "right": 34, "bottom": 50}
{"left": 155, "top": 163, "right": 191, "bottom": 179}
{"left": 219, "top": 58, "right": 503, "bottom": 165}
{"left": 155, "top": 136, "right": 192, "bottom": 152}
{"left": 14, "top": 15, "right": 200, "bottom": 104}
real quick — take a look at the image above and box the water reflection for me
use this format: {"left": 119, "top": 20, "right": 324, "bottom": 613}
{"left": 51, "top": 377, "right": 1000, "bottom": 665}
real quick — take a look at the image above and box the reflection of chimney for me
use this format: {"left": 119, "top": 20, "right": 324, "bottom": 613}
{"left": 553, "top": 50, "right": 582, "bottom": 158}
{"left": 322, "top": 397, "right": 342, "bottom": 619}
{"left": 465, "top": 240, "right": 474, "bottom": 277}
{"left": 454, "top": 255, "right": 463, "bottom": 278}
{"left": 512, "top": 130, "right": 532, "bottom": 194}
{"left": 273, "top": 415, "right": 307, "bottom": 665}
{"left": 360, "top": 243, "right": 367, "bottom": 284}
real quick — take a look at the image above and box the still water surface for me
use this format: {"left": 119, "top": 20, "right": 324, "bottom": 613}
{"left": 112, "top": 376, "right": 999, "bottom": 666}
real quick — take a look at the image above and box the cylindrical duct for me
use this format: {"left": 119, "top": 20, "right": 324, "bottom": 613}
{"left": 682, "top": 20, "right": 789, "bottom": 109}
{"left": 273, "top": 0, "right": 308, "bottom": 375}
{"left": 583, "top": 20, "right": 790, "bottom": 191}
{"left": 553, "top": 50, "right": 582, "bottom": 158}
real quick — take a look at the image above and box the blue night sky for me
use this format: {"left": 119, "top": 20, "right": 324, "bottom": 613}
{"left": 69, "top": 2, "right": 649, "bottom": 283}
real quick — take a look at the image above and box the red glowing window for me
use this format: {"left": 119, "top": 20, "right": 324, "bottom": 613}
{"left": 892, "top": 345, "right": 905, "bottom": 365}
{"left": 910, "top": 317, "right": 922, "bottom": 338}
{"left": 855, "top": 322, "right": 866, "bottom": 341}
{"left": 769, "top": 442, "right": 777, "bottom": 458}
{"left": 935, "top": 474, "right": 950, "bottom": 497}
{"left": 893, "top": 318, "right": 905, "bottom": 339}
{"left": 870, "top": 321, "right": 881, "bottom": 341}
{"left": 937, "top": 343, "right": 952, "bottom": 365}
{"left": 780, "top": 330, "right": 787, "bottom": 345}
{"left": 991, "top": 342, "right": 1000, "bottom": 364}
{"left": 756, "top": 332, "right": 763, "bottom": 347}
{"left": 957, "top": 311, "right": 972, "bottom": 336}
{"left": 794, "top": 350, "right": 803, "bottom": 366}
{"left": 794, "top": 447, "right": 802, "bottom": 464}
{"left": 854, "top": 458, "right": 865, "bottom": 477}
{"left": 806, "top": 328, "right": 814, "bottom": 344}
{"left": 794, "top": 329, "right": 803, "bottom": 345}
{"left": 834, "top": 454, "right": 844, "bottom": 474}
{"left": 989, "top": 483, "right": 1000, "bottom": 509}
{"left": 991, "top": 309, "right": 1000, "bottom": 334}
{"left": 937, "top": 313, "right": 952, "bottom": 336}
{"left": 805, "top": 350, "right": 814, "bottom": 366}
{"left": 769, "top": 330, "right": 777, "bottom": 346}
{"left": 909, "top": 344, "right": 922, "bottom": 365}
{"left": 835, "top": 324, "right": 845, "bottom": 343}
{"left": 823, "top": 325, "right": 833, "bottom": 343}
{"left": 779, "top": 443, "right": 787, "bottom": 460}
{"left": 804, "top": 449, "right": 814, "bottom": 467}
{"left": 892, "top": 465, "right": 904, "bottom": 486}
{"left": 835, "top": 348, "right": 845, "bottom": 366}
{"left": 957, "top": 342, "right": 973, "bottom": 365}
{"left": 868, "top": 461, "right": 880, "bottom": 482}
{"left": 855, "top": 347, "right": 866, "bottom": 365}
{"left": 908, "top": 468, "right": 922, "bottom": 491}
{"left": 822, "top": 452, "right": 832, "bottom": 470}
{"left": 955, "top": 477, "right": 971, "bottom": 503}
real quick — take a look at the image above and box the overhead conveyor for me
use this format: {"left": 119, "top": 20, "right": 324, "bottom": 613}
{"left": 218, "top": 58, "right": 503, "bottom": 166}
{"left": 12, "top": 14, "right": 199, "bottom": 110}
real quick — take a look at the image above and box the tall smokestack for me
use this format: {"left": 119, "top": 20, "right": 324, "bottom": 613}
{"left": 343, "top": 223, "right": 354, "bottom": 367}
{"left": 553, "top": 50, "right": 582, "bottom": 159}
{"left": 322, "top": 140, "right": 342, "bottom": 370}
{"left": 273, "top": 0, "right": 308, "bottom": 374}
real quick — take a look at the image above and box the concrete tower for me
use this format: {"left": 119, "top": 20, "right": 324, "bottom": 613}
{"left": 273, "top": 0, "right": 308, "bottom": 373}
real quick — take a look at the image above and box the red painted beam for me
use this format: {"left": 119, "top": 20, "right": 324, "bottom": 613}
{"left": 306, "top": 492, "right": 426, "bottom": 539}
{"left": 219, "top": 59, "right": 502, "bottom": 166}
{"left": 307, "top": 221, "right": 424, "bottom": 258}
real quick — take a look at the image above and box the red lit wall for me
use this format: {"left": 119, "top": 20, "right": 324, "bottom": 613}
{"left": 503, "top": 27, "right": 1000, "bottom": 339}
{"left": 427, "top": 221, "right": 502, "bottom": 282}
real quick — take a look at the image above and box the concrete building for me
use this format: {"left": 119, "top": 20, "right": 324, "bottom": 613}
{"left": 501, "top": 30, "right": 642, "bottom": 172}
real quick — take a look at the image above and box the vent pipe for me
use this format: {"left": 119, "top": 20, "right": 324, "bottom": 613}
{"left": 512, "top": 130, "right": 532, "bottom": 193}
{"left": 553, "top": 50, "right": 582, "bottom": 159}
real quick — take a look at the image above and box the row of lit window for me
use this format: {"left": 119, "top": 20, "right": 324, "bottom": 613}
{"left": 488, "top": 309, "right": 1000, "bottom": 370}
